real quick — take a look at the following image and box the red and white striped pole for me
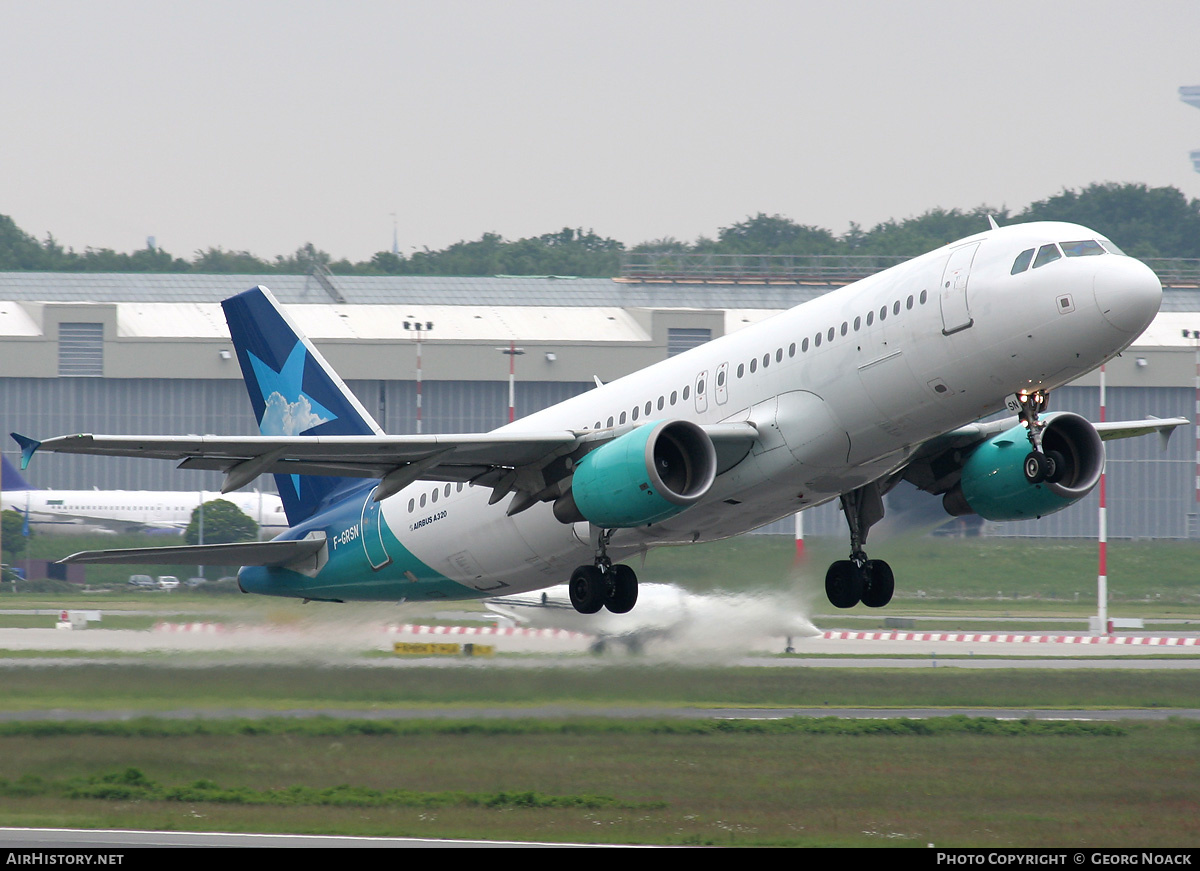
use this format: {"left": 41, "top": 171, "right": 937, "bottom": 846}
{"left": 415, "top": 330, "right": 424, "bottom": 435}
{"left": 793, "top": 510, "right": 805, "bottom": 565}
{"left": 1194, "top": 332, "right": 1200, "bottom": 510}
{"left": 1097, "top": 364, "right": 1107, "bottom": 634}
{"left": 404, "top": 320, "right": 433, "bottom": 434}
{"left": 508, "top": 340, "right": 517, "bottom": 424}
{"left": 499, "top": 343, "right": 524, "bottom": 425}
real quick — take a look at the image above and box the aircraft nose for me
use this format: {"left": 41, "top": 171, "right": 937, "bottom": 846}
{"left": 1093, "top": 256, "right": 1162, "bottom": 335}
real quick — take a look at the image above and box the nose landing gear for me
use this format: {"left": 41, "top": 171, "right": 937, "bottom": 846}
{"left": 1009, "top": 390, "right": 1064, "bottom": 484}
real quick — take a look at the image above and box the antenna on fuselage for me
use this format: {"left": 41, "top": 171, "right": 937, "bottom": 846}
{"left": 988, "top": 215, "right": 1000, "bottom": 230}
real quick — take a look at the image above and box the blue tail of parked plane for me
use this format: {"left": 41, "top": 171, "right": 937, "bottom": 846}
{"left": 221, "top": 286, "right": 384, "bottom": 526}
{"left": 1, "top": 455, "right": 34, "bottom": 491}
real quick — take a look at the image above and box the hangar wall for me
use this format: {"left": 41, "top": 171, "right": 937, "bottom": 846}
{"left": 3, "top": 377, "right": 1193, "bottom": 540}
{"left": 1, "top": 273, "right": 1197, "bottom": 540}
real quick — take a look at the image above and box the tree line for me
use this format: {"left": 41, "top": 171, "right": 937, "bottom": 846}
{"left": 2, "top": 182, "right": 1197, "bottom": 278}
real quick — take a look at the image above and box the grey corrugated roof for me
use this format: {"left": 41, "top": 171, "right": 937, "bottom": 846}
{"left": 0, "top": 272, "right": 831, "bottom": 309}
{"left": 1158, "top": 288, "right": 1200, "bottom": 312}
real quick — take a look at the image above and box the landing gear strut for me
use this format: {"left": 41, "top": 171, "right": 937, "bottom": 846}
{"left": 569, "top": 528, "right": 639, "bottom": 615}
{"left": 1009, "top": 390, "right": 1064, "bottom": 484}
{"left": 825, "top": 482, "right": 894, "bottom": 609}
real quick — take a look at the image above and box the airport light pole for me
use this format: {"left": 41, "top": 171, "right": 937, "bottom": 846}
{"left": 404, "top": 320, "right": 434, "bottom": 434}
{"left": 498, "top": 342, "right": 525, "bottom": 424}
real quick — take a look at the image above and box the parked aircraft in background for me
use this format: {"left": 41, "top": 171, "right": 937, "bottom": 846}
{"left": 486, "top": 583, "right": 818, "bottom": 654}
{"left": 1, "top": 456, "right": 287, "bottom": 537}
{"left": 13, "top": 221, "right": 1186, "bottom": 613}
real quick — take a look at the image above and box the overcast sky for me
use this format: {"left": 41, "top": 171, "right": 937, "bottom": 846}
{"left": 3, "top": 0, "right": 1198, "bottom": 263}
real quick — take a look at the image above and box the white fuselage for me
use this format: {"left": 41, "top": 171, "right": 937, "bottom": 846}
{"left": 309, "top": 222, "right": 1162, "bottom": 600}
{"left": 1, "top": 487, "right": 288, "bottom": 537}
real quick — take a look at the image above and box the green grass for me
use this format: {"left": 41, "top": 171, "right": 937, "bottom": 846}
{"left": 2, "top": 531, "right": 1199, "bottom": 845}
{"left": 0, "top": 718, "right": 1193, "bottom": 846}
{"left": 643, "top": 534, "right": 1200, "bottom": 606}
{"left": 11, "top": 531, "right": 1200, "bottom": 612}
{"left": 0, "top": 664, "right": 1194, "bottom": 712}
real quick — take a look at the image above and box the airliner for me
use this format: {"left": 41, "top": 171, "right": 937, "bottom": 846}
{"left": 485, "top": 583, "right": 818, "bottom": 654}
{"left": 1, "top": 456, "right": 287, "bottom": 537}
{"left": 11, "top": 220, "right": 1186, "bottom": 613}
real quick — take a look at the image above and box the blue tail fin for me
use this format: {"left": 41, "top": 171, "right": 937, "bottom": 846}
{"left": 222, "top": 286, "right": 382, "bottom": 525}
{"left": 2, "top": 455, "right": 34, "bottom": 491}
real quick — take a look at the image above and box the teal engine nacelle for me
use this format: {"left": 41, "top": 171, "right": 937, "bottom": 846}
{"left": 942, "top": 412, "right": 1104, "bottom": 521}
{"left": 553, "top": 420, "right": 717, "bottom": 527}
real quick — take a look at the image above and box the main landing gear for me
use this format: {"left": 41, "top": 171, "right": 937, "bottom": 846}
{"left": 1010, "top": 390, "right": 1065, "bottom": 485}
{"left": 825, "top": 482, "right": 894, "bottom": 609}
{"left": 568, "top": 528, "right": 639, "bottom": 615}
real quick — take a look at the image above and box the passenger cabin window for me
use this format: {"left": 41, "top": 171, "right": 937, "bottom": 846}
{"left": 1061, "top": 240, "right": 1105, "bottom": 257}
{"left": 1011, "top": 248, "right": 1035, "bottom": 274}
{"left": 1032, "top": 244, "right": 1062, "bottom": 269}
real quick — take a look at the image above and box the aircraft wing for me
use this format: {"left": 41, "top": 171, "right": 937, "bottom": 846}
{"left": 56, "top": 536, "right": 326, "bottom": 568}
{"left": 898, "top": 414, "right": 1189, "bottom": 496}
{"left": 1093, "top": 417, "right": 1191, "bottom": 445}
{"left": 14, "top": 423, "right": 759, "bottom": 511}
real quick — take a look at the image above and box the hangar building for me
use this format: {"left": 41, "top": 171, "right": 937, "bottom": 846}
{"left": 1, "top": 264, "right": 1199, "bottom": 539}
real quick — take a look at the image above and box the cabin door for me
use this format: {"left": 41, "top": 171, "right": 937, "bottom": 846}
{"left": 360, "top": 487, "right": 393, "bottom": 571}
{"left": 939, "top": 242, "right": 978, "bottom": 335}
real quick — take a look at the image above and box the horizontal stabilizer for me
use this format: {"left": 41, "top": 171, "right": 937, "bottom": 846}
{"left": 57, "top": 536, "right": 326, "bottom": 567}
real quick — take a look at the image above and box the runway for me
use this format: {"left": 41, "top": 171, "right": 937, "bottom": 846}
{"left": 0, "top": 618, "right": 1197, "bottom": 666}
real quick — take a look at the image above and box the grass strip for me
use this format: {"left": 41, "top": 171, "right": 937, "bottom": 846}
{"left": 0, "top": 714, "right": 1132, "bottom": 738}
{"left": 0, "top": 664, "right": 1195, "bottom": 711}
{"left": 5, "top": 767, "right": 640, "bottom": 810}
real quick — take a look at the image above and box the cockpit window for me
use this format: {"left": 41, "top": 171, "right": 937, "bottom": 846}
{"left": 1011, "top": 248, "right": 1035, "bottom": 274}
{"left": 1032, "top": 244, "right": 1062, "bottom": 269}
{"left": 1099, "top": 238, "right": 1126, "bottom": 256}
{"left": 1061, "top": 240, "right": 1105, "bottom": 257}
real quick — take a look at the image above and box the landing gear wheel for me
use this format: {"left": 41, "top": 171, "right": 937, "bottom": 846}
{"left": 569, "top": 565, "right": 606, "bottom": 614}
{"left": 1023, "top": 451, "right": 1048, "bottom": 484}
{"left": 861, "top": 559, "right": 894, "bottom": 608}
{"left": 825, "top": 560, "right": 863, "bottom": 609}
{"left": 605, "top": 564, "right": 638, "bottom": 614}
{"left": 1044, "top": 449, "right": 1065, "bottom": 484}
